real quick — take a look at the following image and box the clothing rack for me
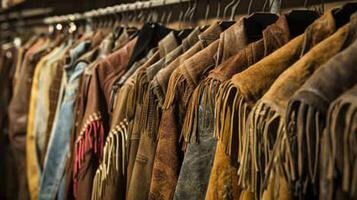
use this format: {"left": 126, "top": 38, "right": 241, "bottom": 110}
{"left": 42, "top": 0, "right": 349, "bottom": 25}
{"left": 43, "top": 0, "right": 193, "bottom": 25}
{"left": 0, "top": 0, "right": 351, "bottom": 36}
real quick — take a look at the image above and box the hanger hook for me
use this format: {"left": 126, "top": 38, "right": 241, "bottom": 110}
{"left": 189, "top": 0, "right": 198, "bottom": 23}
{"left": 178, "top": 0, "right": 184, "bottom": 29}
{"left": 224, "top": 0, "right": 236, "bottom": 20}
{"left": 262, "top": 0, "right": 269, "bottom": 11}
{"left": 160, "top": 0, "right": 167, "bottom": 24}
{"left": 137, "top": 2, "right": 144, "bottom": 24}
{"left": 230, "top": 0, "right": 241, "bottom": 21}
{"left": 146, "top": 2, "right": 153, "bottom": 23}
{"left": 216, "top": 0, "right": 222, "bottom": 19}
{"left": 166, "top": 2, "right": 173, "bottom": 25}
{"left": 318, "top": 0, "right": 325, "bottom": 14}
{"left": 183, "top": 0, "right": 192, "bottom": 24}
{"left": 304, "top": 0, "right": 310, "bottom": 9}
{"left": 133, "top": 3, "right": 139, "bottom": 23}
{"left": 205, "top": 0, "right": 211, "bottom": 23}
{"left": 247, "top": 0, "right": 254, "bottom": 15}
{"left": 270, "top": 0, "right": 282, "bottom": 14}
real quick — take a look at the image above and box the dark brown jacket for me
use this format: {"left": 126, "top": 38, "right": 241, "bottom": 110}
{"left": 72, "top": 37, "right": 137, "bottom": 200}
{"left": 322, "top": 84, "right": 357, "bottom": 200}
{"left": 8, "top": 37, "right": 47, "bottom": 200}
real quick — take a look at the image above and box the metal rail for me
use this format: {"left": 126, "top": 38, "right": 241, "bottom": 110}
{"left": 43, "top": 0, "right": 192, "bottom": 24}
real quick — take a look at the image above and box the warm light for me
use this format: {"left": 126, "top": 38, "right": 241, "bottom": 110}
{"left": 56, "top": 23, "right": 63, "bottom": 31}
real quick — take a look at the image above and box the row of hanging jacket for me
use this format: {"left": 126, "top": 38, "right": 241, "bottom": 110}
{"left": 0, "top": 1, "right": 357, "bottom": 200}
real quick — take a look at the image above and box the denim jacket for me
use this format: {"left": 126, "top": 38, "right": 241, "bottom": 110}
{"left": 39, "top": 41, "right": 91, "bottom": 200}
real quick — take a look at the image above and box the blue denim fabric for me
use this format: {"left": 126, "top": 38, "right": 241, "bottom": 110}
{"left": 39, "top": 41, "right": 90, "bottom": 200}
{"left": 173, "top": 92, "right": 217, "bottom": 200}
{"left": 34, "top": 46, "right": 66, "bottom": 169}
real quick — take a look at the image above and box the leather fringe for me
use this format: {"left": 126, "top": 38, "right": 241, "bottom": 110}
{"left": 73, "top": 111, "right": 104, "bottom": 198}
{"left": 162, "top": 71, "right": 186, "bottom": 109}
{"left": 285, "top": 102, "right": 324, "bottom": 195}
{"left": 215, "top": 81, "right": 250, "bottom": 164}
{"left": 246, "top": 101, "right": 295, "bottom": 197}
{"left": 324, "top": 98, "right": 357, "bottom": 199}
{"left": 91, "top": 120, "right": 129, "bottom": 200}
{"left": 181, "top": 77, "right": 222, "bottom": 144}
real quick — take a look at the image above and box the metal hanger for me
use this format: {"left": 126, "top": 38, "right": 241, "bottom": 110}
{"left": 99, "top": 9, "right": 106, "bottom": 28}
{"left": 262, "top": 0, "right": 269, "bottom": 12}
{"left": 113, "top": 5, "right": 121, "bottom": 27}
{"left": 92, "top": 10, "right": 99, "bottom": 29}
{"left": 183, "top": 0, "right": 192, "bottom": 24}
{"left": 166, "top": 2, "right": 173, "bottom": 25}
{"left": 270, "top": 0, "right": 282, "bottom": 14}
{"left": 131, "top": 3, "right": 137, "bottom": 23}
{"left": 160, "top": 0, "right": 167, "bottom": 25}
{"left": 137, "top": 2, "right": 145, "bottom": 24}
{"left": 134, "top": 3, "right": 141, "bottom": 23}
{"left": 123, "top": 4, "right": 130, "bottom": 27}
{"left": 216, "top": 0, "right": 222, "bottom": 19}
{"left": 189, "top": 0, "right": 198, "bottom": 23}
{"left": 104, "top": 8, "right": 112, "bottom": 28}
{"left": 247, "top": 0, "right": 254, "bottom": 15}
{"left": 96, "top": 9, "right": 103, "bottom": 28}
{"left": 316, "top": 0, "right": 325, "bottom": 14}
{"left": 204, "top": 0, "right": 211, "bottom": 23}
{"left": 146, "top": 2, "right": 153, "bottom": 23}
{"left": 178, "top": 0, "right": 185, "bottom": 29}
{"left": 321, "top": 0, "right": 325, "bottom": 13}
{"left": 224, "top": 0, "right": 237, "bottom": 20}
{"left": 230, "top": 0, "right": 241, "bottom": 21}
{"left": 153, "top": 3, "right": 159, "bottom": 23}
{"left": 128, "top": 5, "right": 134, "bottom": 23}
{"left": 107, "top": 7, "right": 115, "bottom": 27}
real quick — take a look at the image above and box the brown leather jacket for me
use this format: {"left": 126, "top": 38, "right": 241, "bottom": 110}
{"left": 72, "top": 37, "right": 137, "bottom": 200}
{"left": 201, "top": 11, "right": 318, "bottom": 200}
{"left": 322, "top": 84, "right": 357, "bottom": 200}
{"left": 286, "top": 13, "right": 357, "bottom": 200}
{"left": 8, "top": 37, "right": 47, "bottom": 200}
{"left": 149, "top": 22, "right": 235, "bottom": 200}
{"left": 214, "top": 8, "right": 348, "bottom": 200}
